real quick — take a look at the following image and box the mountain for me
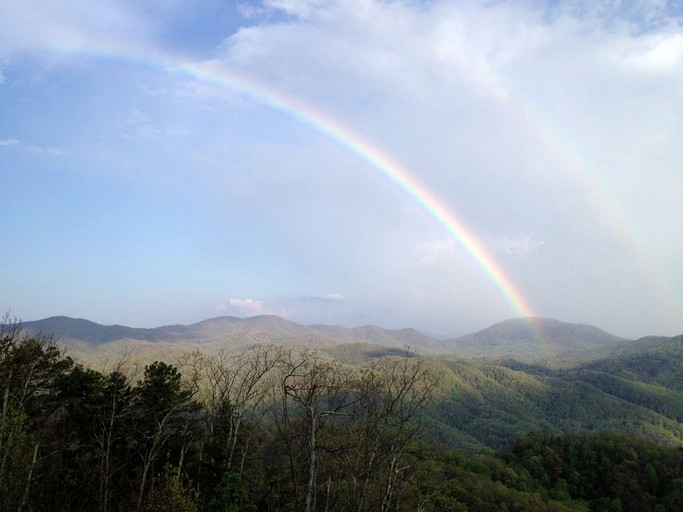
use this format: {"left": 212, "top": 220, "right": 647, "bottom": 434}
{"left": 22, "top": 315, "right": 635, "bottom": 365}
{"left": 447, "top": 317, "right": 630, "bottom": 363}
{"left": 20, "top": 315, "right": 447, "bottom": 364}
{"left": 21, "top": 316, "right": 168, "bottom": 343}
{"left": 21, "top": 314, "right": 316, "bottom": 343}
{"left": 308, "top": 323, "right": 448, "bottom": 351}
{"left": 18, "top": 314, "right": 683, "bottom": 452}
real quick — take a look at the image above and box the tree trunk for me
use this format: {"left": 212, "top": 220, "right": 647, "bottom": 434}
{"left": 19, "top": 442, "right": 38, "bottom": 512}
{"left": 304, "top": 408, "right": 317, "bottom": 512}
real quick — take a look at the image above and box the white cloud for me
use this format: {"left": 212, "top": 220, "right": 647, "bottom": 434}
{"left": 228, "top": 298, "right": 264, "bottom": 315}
{"left": 0, "top": 1, "right": 155, "bottom": 59}
{"left": 416, "top": 239, "right": 458, "bottom": 267}
{"left": 120, "top": 108, "right": 188, "bottom": 141}
{"left": 303, "top": 293, "right": 346, "bottom": 302}
{"left": 0, "top": 139, "right": 64, "bottom": 156}
{"left": 238, "top": 2, "right": 267, "bottom": 20}
{"left": 489, "top": 234, "right": 545, "bottom": 258}
{"left": 618, "top": 32, "right": 683, "bottom": 73}
{"left": 263, "top": 0, "right": 321, "bottom": 19}
{"left": 29, "top": 146, "right": 65, "bottom": 156}
{"left": 121, "top": 109, "right": 159, "bottom": 140}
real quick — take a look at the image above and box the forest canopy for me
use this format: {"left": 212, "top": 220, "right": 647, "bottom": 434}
{"left": 2, "top": 315, "right": 683, "bottom": 512}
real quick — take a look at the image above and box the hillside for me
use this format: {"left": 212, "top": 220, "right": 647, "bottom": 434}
{"left": 21, "top": 315, "right": 449, "bottom": 365}
{"left": 426, "top": 335, "right": 683, "bottom": 451}
{"left": 20, "top": 314, "right": 683, "bottom": 452}
{"left": 21, "top": 314, "right": 317, "bottom": 344}
{"left": 7, "top": 316, "right": 683, "bottom": 511}
{"left": 308, "top": 323, "right": 448, "bottom": 352}
{"left": 22, "top": 315, "right": 636, "bottom": 366}
{"left": 447, "top": 317, "right": 630, "bottom": 363}
{"left": 21, "top": 315, "right": 170, "bottom": 343}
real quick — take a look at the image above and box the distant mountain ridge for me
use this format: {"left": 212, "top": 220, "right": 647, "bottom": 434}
{"left": 22, "top": 314, "right": 314, "bottom": 341}
{"left": 22, "top": 314, "right": 446, "bottom": 351}
{"left": 20, "top": 314, "right": 683, "bottom": 451}
{"left": 450, "top": 317, "right": 629, "bottom": 360}
{"left": 21, "top": 314, "right": 640, "bottom": 363}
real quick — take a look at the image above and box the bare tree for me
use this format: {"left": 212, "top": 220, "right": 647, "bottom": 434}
{"left": 203, "top": 345, "right": 281, "bottom": 475}
{"left": 331, "top": 351, "right": 440, "bottom": 512}
{"left": 373, "top": 354, "right": 439, "bottom": 512}
{"left": 273, "top": 349, "right": 359, "bottom": 512}
{"left": 94, "top": 354, "right": 133, "bottom": 512}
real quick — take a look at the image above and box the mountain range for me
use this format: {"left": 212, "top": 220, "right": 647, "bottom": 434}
{"left": 17, "top": 314, "right": 683, "bottom": 452}
{"left": 21, "top": 314, "right": 652, "bottom": 366}
{"left": 8, "top": 314, "right": 683, "bottom": 510}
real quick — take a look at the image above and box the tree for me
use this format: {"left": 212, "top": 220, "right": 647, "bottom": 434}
{"left": 353, "top": 354, "right": 439, "bottom": 512}
{"left": 261, "top": 349, "right": 440, "bottom": 512}
{"left": 146, "top": 463, "right": 198, "bottom": 512}
{"left": 132, "top": 362, "right": 199, "bottom": 512}
{"left": 95, "top": 364, "right": 133, "bottom": 512}
{"left": 277, "top": 350, "right": 357, "bottom": 512}
{"left": 0, "top": 312, "right": 72, "bottom": 511}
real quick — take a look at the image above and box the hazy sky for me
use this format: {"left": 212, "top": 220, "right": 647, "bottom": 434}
{"left": 1, "top": 0, "right": 682, "bottom": 338}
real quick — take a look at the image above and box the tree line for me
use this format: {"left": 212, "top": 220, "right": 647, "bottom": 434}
{"left": 4, "top": 313, "right": 683, "bottom": 512}
{"left": 0, "top": 315, "right": 438, "bottom": 511}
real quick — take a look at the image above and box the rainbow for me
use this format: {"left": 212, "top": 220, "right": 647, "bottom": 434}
{"left": 184, "top": 59, "right": 537, "bottom": 319}
{"left": 9, "top": 0, "right": 682, "bottom": 344}
{"left": 499, "top": 86, "right": 682, "bottom": 324}
{"left": 70, "top": 48, "right": 542, "bottom": 333}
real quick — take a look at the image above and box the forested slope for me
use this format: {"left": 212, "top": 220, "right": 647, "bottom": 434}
{"left": 426, "top": 337, "right": 683, "bottom": 451}
{"left": 3, "top": 316, "right": 683, "bottom": 511}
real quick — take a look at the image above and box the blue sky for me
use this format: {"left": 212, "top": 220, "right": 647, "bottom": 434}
{"left": 1, "top": 0, "right": 683, "bottom": 338}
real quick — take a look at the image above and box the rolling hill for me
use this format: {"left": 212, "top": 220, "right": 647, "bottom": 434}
{"left": 21, "top": 314, "right": 315, "bottom": 344}
{"left": 448, "top": 317, "right": 630, "bottom": 362}
{"left": 22, "top": 314, "right": 633, "bottom": 362}
{"left": 425, "top": 334, "right": 683, "bottom": 451}
{"left": 16, "top": 314, "right": 683, "bottom": 452}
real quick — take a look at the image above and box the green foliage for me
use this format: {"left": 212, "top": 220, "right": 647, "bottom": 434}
{"left": 0, "top": 400, "right": 35, "bottom": 510}
{"left": 501, "top": 431, "right": 683, "bottom": 511}
{"left": 4, "top": 312, "right": 683, "bottom": 512}
{"left": 424, "top": 344, "right": 683, "bottom": 451}
{"left": 146, "top": 463, "right": 198, "bottom": 512}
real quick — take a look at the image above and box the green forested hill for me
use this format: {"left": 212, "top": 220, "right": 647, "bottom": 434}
{"left": 23, "top": 315, "right": 642, "bottom": 365}
{"left": 498, "top": 431, "right": 683, "bottom": 512}
{"left": 3, "top": 314, "right": 683, "bottom": 512}
{"left": 581, "top": 335, "right": 683, "bottom": 391}
{"left": 22, "top": 316, "right": 683, "bottom": 452}
{"left": 447, "top": 317, "right": 631, "bottom": 362}
{"left": 426, "top": 336, "right": 683, "bottom": 451}
{"left": 438, "top": 431, "right": 683, "bottom": 512}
